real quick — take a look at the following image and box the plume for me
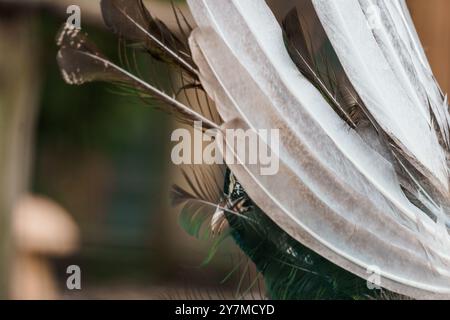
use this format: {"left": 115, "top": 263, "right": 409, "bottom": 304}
{"left": 280, "top": 2, "right": 450, "bottom": 225}
{"left": 100, "top": 0, "right": 198, "bottom": 78}
{"left": 56, "top": 23, "right": 218, "bottom": 129}
{"left": 56, "top": 0, "right": 450, "bottom": 299}
{"left": 188, "top": 0, "right": 450, "bottom": 299}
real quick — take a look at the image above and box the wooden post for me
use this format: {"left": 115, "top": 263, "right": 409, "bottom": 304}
{"left": 0, "top": 12, "right": 40, "bottom": 298}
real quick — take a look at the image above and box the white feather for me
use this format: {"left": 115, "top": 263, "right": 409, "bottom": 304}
{"left": 188, "top": 0, "right": 450, "bottom": 298}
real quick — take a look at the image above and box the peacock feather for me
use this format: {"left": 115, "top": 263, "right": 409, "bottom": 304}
{"left": 56, "top": 0, "right": 450, "bottom": 300}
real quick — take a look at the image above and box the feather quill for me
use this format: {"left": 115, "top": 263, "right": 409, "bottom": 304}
{"left": 100, "top": 0, "right": 198, "bottom": 78}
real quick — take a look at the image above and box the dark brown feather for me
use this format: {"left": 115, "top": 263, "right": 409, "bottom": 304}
{"left": 100, "top": 0, "right": 198, "bottom": 78}
{"left": 56, "top": 23, "right": 218, "bottom": 129}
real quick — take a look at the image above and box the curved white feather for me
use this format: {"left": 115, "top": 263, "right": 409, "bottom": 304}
{"left": 312, "top": 0, "right": 448, "bottom": 189}
{"left": 188, "top": 0, "right": 450, "bottom": 298}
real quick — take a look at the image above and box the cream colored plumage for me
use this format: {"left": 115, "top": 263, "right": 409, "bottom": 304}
{"left": 55, "top": 0, "right": 450, "bottom": 299}
{"left": 188, "top": 0, "right": 450, "bottom": 299}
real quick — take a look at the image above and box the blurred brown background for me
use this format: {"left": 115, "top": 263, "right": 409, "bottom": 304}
{"left": 409, "top": 0, "right": 450, "bottom": 95}
{"left": 0, "top": 0, "right": 448, "bottom": 300}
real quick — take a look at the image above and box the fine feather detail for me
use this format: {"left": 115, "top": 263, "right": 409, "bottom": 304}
{"left": 56, "top": 23, "right": 219, "bottom": 130}
{"left": 282, "top": 8, "right": 358, "bottom": 128}
{"left": 100, "top": 0, "right": 198, "bottom": 79}
{"left": 170, "top": 165, "right": 255, "bottom": 237}
{"left": 312, "top": 0, "right": 449, "bottom": 191}
{"left": 56, "top": 0, "right": 450, "bottom": 299}
{"left": 187, "top": 0, "right": 450, "bottom": 299}
{"left": 281, "top": 4, "right": 450, "bottom": 220}
{"left": 100, "top": 0, "right": 221, "bottom": 126}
